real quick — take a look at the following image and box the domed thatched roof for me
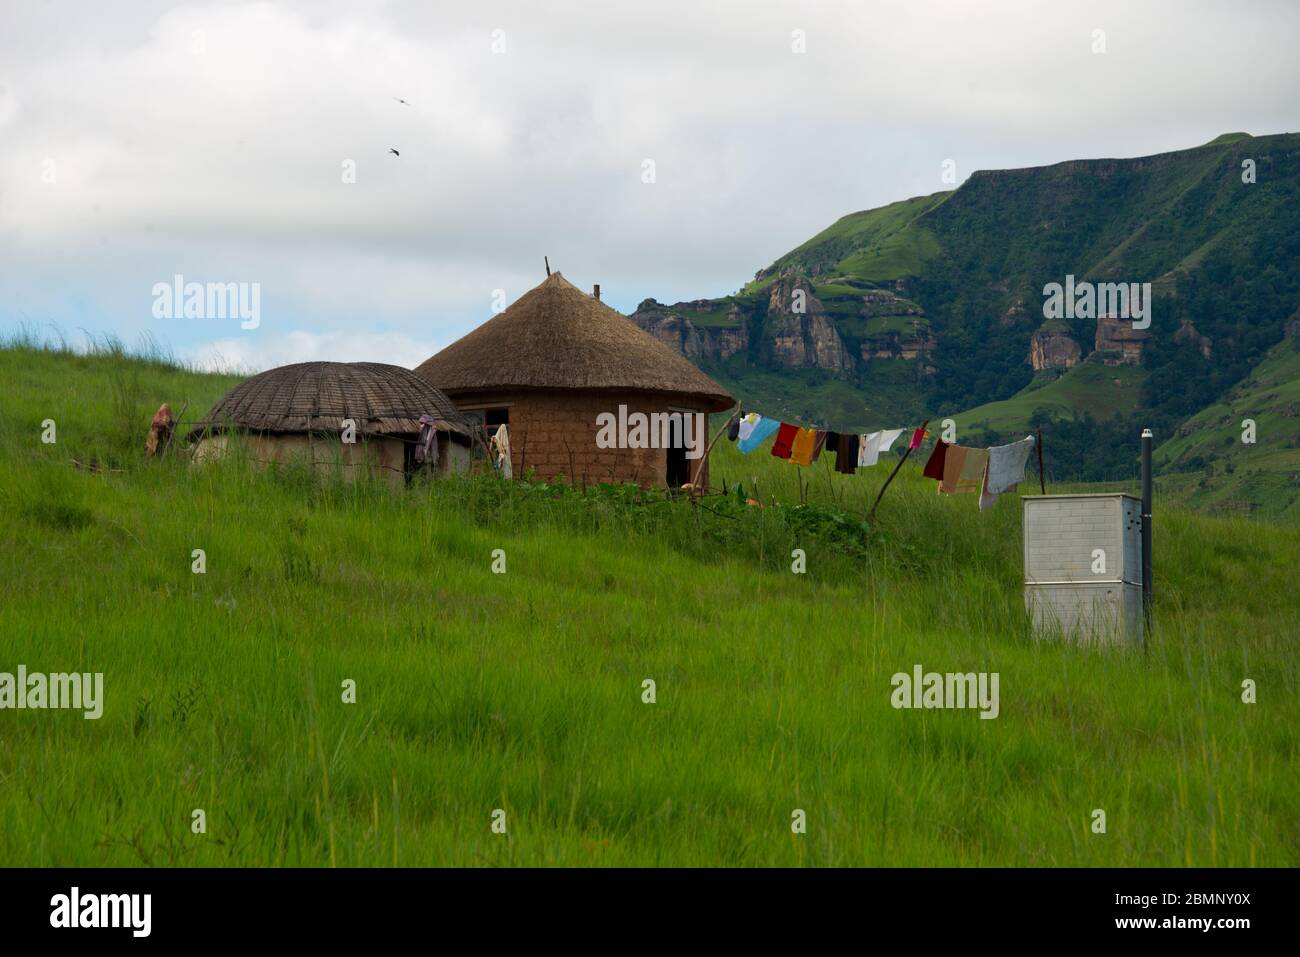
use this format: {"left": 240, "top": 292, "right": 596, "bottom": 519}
{"left": 190, "top": 361, "right": 473, "bottom": 439}
{"left": 414, "top": 272, "right": 734, "bottom": 412}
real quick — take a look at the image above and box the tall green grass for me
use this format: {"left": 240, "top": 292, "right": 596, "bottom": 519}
{"left": 0, "top": 344, "right": 1295, "bottom": 866}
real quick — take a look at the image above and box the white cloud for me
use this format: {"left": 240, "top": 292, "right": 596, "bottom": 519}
{"left": 182, "top": 329, "right": 444, "bottom": 374}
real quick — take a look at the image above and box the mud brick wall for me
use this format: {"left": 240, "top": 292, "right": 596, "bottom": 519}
{"left": 448, "top": 388, "right": 714, "bottom": 488}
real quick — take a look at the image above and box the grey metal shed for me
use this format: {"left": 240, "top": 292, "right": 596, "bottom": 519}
{"left": 1023, "top": 493, "right": 1144, "bottom": 644}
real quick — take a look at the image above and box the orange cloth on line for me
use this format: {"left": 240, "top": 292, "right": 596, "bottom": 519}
{"left": 939, "top": 444, "right": 967, "bottom": 494}
{"left": 789, "top": 427, "right": 818, "bottom": 465}
{"left": 939, "top": 445, "right": 989, "bottom": 495}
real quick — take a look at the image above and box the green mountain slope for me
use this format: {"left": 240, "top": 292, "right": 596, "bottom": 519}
{"left": 1150, "top": 336, "right": 1300, "bottom": 516}
{"left": 742, "top": 192, "right": 949, "bottom": 290}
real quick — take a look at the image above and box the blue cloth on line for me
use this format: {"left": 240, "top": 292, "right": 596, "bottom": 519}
{"left": 737, "top": 416, "right": 781, "bottom": 454}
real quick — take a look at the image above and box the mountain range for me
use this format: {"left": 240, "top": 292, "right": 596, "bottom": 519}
{"left": 630, "top": 132, "right": 1300, "bottom": 515}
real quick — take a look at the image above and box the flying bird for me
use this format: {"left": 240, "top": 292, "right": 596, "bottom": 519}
{"left": 388, "top": 148, "right": 400, "bottom": 157}
{"left": 394, "top": 97, "right": 411, "bottom": 106}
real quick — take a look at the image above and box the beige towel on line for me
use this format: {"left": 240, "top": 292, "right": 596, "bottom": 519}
{"left": 939, "top": 445, "right": 989, "bottom": 496}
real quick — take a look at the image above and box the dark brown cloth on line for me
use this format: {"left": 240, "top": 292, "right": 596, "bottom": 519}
{"left": 835, "top": 433, "right": 859, "bottom": 474}
{"left": 922, "top": 439, "right": 949, "bottom": 480}
{"left": 810, "top": 430, "right": 828, "bottom": 463}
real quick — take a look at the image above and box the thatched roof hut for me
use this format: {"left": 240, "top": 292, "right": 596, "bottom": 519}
{"left": 416, "top": 272, "right": 732, "bottom": 410}
{"left": 190, "top": 361, "right": 476, "bottom": 487}
{"left": 415, "top": 272, "right": 734, "bottom": 487}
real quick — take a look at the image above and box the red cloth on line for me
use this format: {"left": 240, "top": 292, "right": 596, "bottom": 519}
{"left": 908, "top": 427, "right": 927, "bottom": 450}
{"left": 922, "top": 439, "right": 949, "bottom": 480}
{"left": 771, "top": 423, "right": 798, "bottom": 459}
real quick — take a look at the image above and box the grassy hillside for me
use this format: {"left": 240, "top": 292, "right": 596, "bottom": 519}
{"left": 0, "top": 345, "right": 1295, "bottom": 866}
{"left": 702, "top": 360, "right": 929, "bottom": 434}
{"left": 958, "top": 363, "right": 1147, "bottom": 433}
{"left": 1150, "top": 336, "right": 1300, "bottom": 516}
{"left": 945, "top": 337, "right": 1300, "bottom": 518}
{"left": 744, "top": 192, "right": 950, "bottom": 290}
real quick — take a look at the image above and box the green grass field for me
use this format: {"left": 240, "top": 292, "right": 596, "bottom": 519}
{"left": 0, "top": 341, "right": 1295, "bottom": 866}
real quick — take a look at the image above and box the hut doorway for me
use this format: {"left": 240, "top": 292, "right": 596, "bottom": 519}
{"left": 666, "top": 413, "right": 690, "bottom": 488}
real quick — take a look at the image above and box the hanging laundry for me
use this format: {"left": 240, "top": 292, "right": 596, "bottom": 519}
{"left": 737, "top": 415, "right": 780, "bottom": 454}
{"left": 771, "top": 423, "right": 798, "bottom": 459}
{"left": 908, "top": 427, "right": 927, "bottom": 450}
{"left": 809, "top": 430, "right": 828, "bottom": 463}
{"left": 737, "top": 412, "right": 759, "bottom": 443}
{"left": 789, "top": 427, "right": 818, "bottom": 465}
{"left": 939, "top": 444, "right": 987, "bottom": 495}
{"left": 824, "top": 432, "right": 840, "bottom": 454}
{"left": 490, "top": 424, "right": 512, "bottom": 479}
{"left": 954, "top": 447, "right": 989, "bottom": 495}
{"left": 858, "top": 431, "right": 880, "bottom": 467}
{"left": 727, "top": 415, "right": 741, "bottom": 442}
{"left": 980, "top": 435, "right": 1035, "bottom": 510}
{"left": 858, "top": 428, "right": 906, "bottom": 467}
{"left": 938, "top": 444, "right": 965, "bottom": 494}
{"left": 414, "top": 414, "right": 439, "bottom": 466}
{"left": 923, "top": 439, "right": 949, "bottom": 480}
{"left": 835, "top": 433, "right": 860, "bottom": 474}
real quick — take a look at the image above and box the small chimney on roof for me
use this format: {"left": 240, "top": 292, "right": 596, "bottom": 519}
{"left": 593, "top": 284, "right": 601, "bottom": 301}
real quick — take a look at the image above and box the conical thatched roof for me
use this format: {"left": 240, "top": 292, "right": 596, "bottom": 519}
{"left": 414, "top": 272, "right": 734, "bottom": 412}
{"left": 190, "top": 361, "right": 473, "bottom": 439}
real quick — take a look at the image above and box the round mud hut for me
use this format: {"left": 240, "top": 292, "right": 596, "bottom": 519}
{"left": 413, "top": 272, "right": 734, "bottom": 488}
{"left": 189, "top": 361, "right": 476, "bottom": 488}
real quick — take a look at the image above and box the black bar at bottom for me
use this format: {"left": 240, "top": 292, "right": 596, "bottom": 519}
{"left": 0, "top": 867, "right": 1285, "bottom": 944}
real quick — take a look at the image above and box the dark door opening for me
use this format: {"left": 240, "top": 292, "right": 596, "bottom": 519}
{"left": 666, "top": 415, "right": 690, "bottom": 487}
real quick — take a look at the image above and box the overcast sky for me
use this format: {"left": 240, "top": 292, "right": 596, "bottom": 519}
{"left": 1, "top": 0, "right": 1297, "bottom": 372}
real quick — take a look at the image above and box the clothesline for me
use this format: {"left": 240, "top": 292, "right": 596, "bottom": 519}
{"left": 726, "top": 405, "right": 917, "bottom": 442}
{"left": 722, "top": 407, "right": 1043, "bottom": 513}
{"left": 729, "top": 408, "right": 928, "bottom": 472}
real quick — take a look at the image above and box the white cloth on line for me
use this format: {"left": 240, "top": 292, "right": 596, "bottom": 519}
{"left": 979, "top": 435, "right": 1034, "bottom": 510}
{"left": 858, "top": 428, "right": 906, "bottom": 467}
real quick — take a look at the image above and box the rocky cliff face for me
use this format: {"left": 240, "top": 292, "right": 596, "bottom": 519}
{"left": 632, "top": 299, "right": 748, "bottom": 361}
{"left": 1028, "top": 325, "right": 1082, "bottom": 370}
{"left": 860, "top": 329, "right": 937, "bottom": 362}
{"left": 1094, "top": 316, "right": 1151, "bottom": 365}
{"left": 763, "top": 278, "right": 854, "bottom": 371}
{"left": 630, "top": 274, "right": 935, "bottom": 377}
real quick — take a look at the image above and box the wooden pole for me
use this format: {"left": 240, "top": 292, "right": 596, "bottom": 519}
{"left": 1036, "top": 428, "right": 1046, "bottom": 494}
{"left": 1140, "top": 427, "right": 1153, "bottom": 634}
{"left": 867, "top": 419, "right": 928, "bottom": 521}
{"left": 694, "top": 405, "right": 740, "bottom": 494}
